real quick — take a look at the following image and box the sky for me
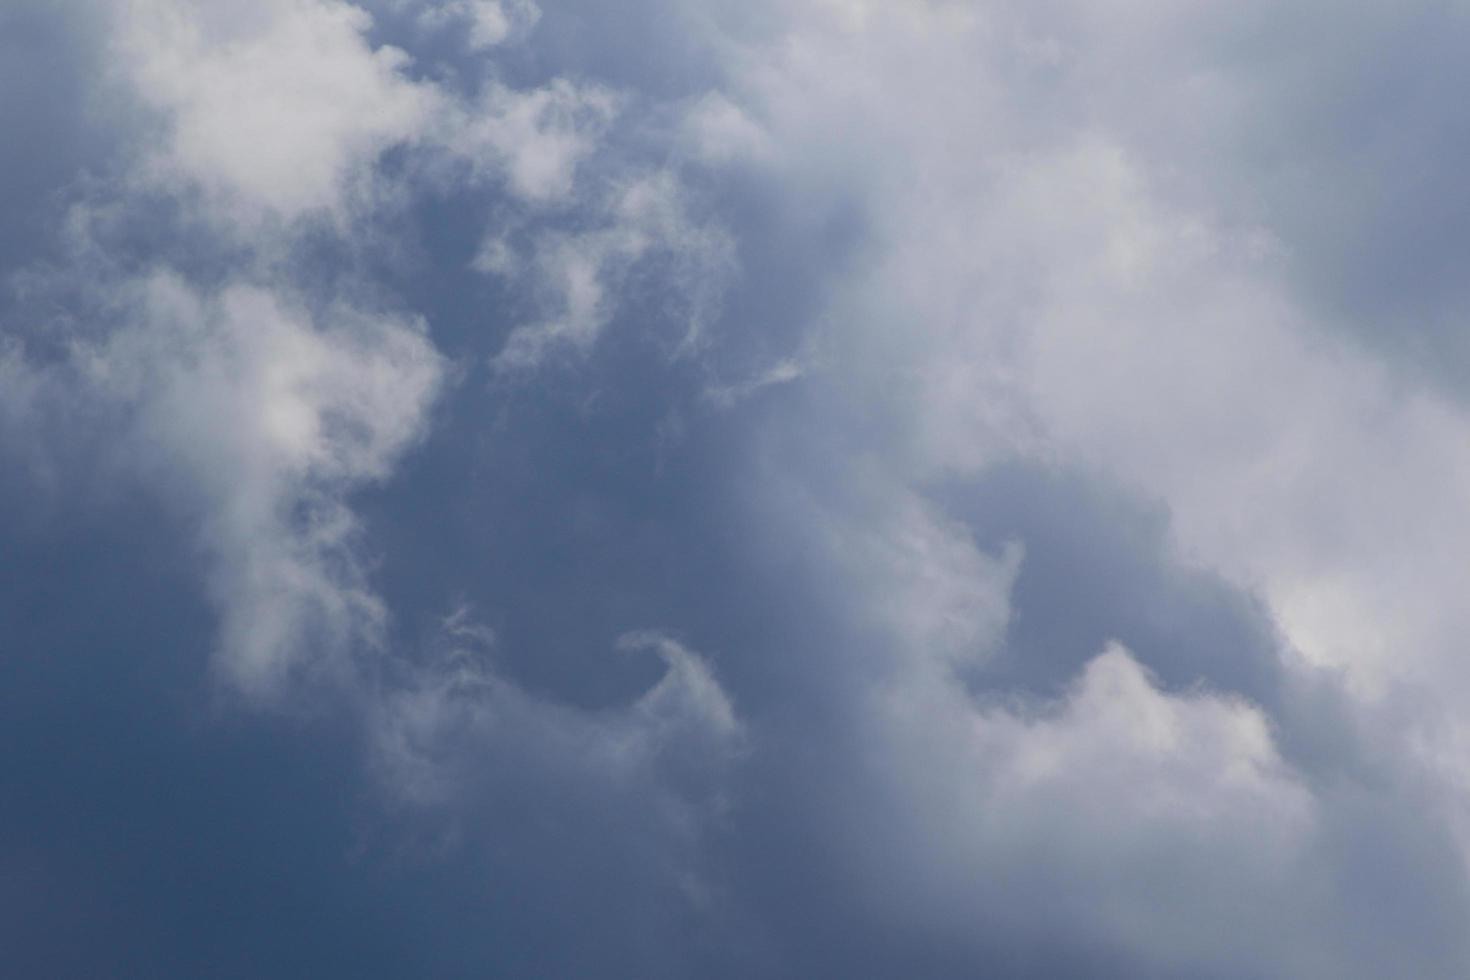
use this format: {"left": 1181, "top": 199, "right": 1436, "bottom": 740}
{"left": 4, "top": 1, "right": 1470, "bottom": 977}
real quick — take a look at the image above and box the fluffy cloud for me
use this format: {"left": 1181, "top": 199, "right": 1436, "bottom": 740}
{"left": 116, "top": 0, "right": 441, "bottom": 223}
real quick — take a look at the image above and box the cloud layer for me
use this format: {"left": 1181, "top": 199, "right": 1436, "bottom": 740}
{"left": 5, "top": 0, "right": 1470, "bottom": 977}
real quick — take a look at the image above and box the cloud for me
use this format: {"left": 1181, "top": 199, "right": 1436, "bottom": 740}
{"left": 374, "top": 623, "right": 742, "bottom": 809}
{"left": 696, "top": 0, "right": 1470, "bottom": 742}
{"left": 115, "top": 0, "right": 441, "bottom": 224}
{"left": 656, "top": 0, "right": 1470, "bottom": 970}
{"left": 702, "top": 355, "right": 804, "bottom": 409}
{"left": 42, "top": 273, "right": 445, "bottom": 696}
{"left": 3, "top": 0, "right": 727, "bottom": 697}
{"left": 363, "top": 617, "right": 745, "bottom": 976}
{"left": 444, "top": 77, "right": 619, "bottom": 204}
{"left": 824, "top": 486, "right": 1022, "bottom": 671}
{"left": 413, "top": 0, "right": 540, "bottom": 51}
{"left": 11, "top": 1, "right": 1470, "bottom": 977}
{"left": 487, "top": 171, "right": 734, "bottom": 370}
{"left": 860, "top": 642, "right": 1319, "bottom": 975}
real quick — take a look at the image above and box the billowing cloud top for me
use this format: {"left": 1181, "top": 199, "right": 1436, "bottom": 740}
{"left": 5, "top": 0, "right": 1470, "bottom": 977}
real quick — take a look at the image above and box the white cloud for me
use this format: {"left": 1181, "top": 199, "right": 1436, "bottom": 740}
{"left": 681, "top": 92, "right": 774, "bottom": 166}
{"left": 861, "top": 642, "right": 1323, "bottom": 975}
{"left": 665, "top": 1, "right": 1470, "bottom": 965}
{"left": 111, "top": 0, "right": 616, "bottom": 230}
{"left": 702, "top": 356, "right": 805, "bottom": 408}
{"left": 116, "top": 0, "right": 441, "bottom": 224}
{"left": 444, "top": 77, "right": 619, "bottom": 204}
{"left": 75, "top": 273, "right": 445, "bottom": 696}
{"left": 36, "top": 0, "right": 714, "bottom": 700}
{"left": 414, "top": 0, "right": 540, "bottom": 51}
{"left": 698, "top": 0, "right": 1470, "bottom": 744}
{"left": 489, "top": 171, "right": 734, "bottom": 370}
{"left": 965, "top": 646, "right": 1308, "bottom": 826}
{"left": 109, "top": 0, "right": 731, "bottom": 379}
{"left": 824, "top": 487, "right": 1021, "bottom": 671}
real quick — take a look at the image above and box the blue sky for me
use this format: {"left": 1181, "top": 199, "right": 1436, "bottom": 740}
{"left": 5, "top": 1, "right": 1470, "bottom": 976}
